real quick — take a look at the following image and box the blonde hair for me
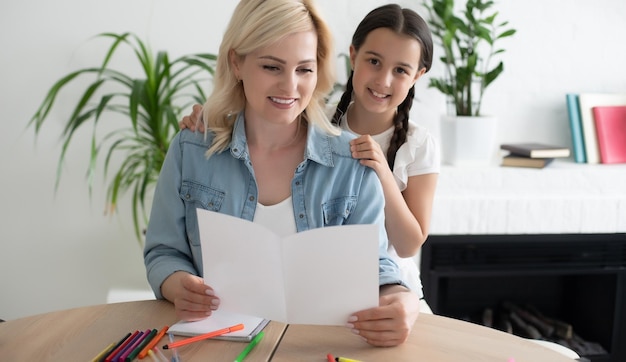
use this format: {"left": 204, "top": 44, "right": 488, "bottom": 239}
{"left": 203, "top": 0, "right": 338, "bottom": 156}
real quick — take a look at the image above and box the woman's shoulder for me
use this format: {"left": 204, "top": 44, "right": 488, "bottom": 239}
{"left": 308, "top": 123, "right": 355, "bottom": 160}
{"left": 306, "top": 125, "right": 379, "bottom": 188}
{"left": 176, "top": 129, "right": 215, "bottom": 148}
{"left": 329, "top": 129, "right": 357, "bottom": 159}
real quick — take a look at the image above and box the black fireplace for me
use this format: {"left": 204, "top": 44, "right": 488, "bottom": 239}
{"left": 420, "top": 233, "right": 626, "bottom": 362}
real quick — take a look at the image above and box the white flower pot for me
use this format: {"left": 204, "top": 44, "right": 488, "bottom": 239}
{"left": 439, "top": 115, "right": 498, "bottom": 166}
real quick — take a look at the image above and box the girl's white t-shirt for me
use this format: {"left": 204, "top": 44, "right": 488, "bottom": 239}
{"left": 339, "top": 112, "right": 440, "bottom": 297}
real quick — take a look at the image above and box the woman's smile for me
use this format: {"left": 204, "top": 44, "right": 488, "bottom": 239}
{"left": 269, "top": 96, "right": 297, "bottom": 107}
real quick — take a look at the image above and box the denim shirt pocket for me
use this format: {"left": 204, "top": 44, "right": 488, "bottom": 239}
{"left": 322, "top": 196, "right": 357, "bottom": 226}
{"left": 180, "top": 180, "right": 225, "bottom": 246}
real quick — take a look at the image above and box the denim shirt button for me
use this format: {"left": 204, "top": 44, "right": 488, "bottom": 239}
{"left": 249, "top": 196, "right": 255, "bottom": 202}
{"left": 298, "top": 214, "right": 304, "bottom": 219}
{"left": 295, "top": 181, "right": 301, "bottom": 186}
{"left": 185, "top": 194, "right": 191, "bottom": 200}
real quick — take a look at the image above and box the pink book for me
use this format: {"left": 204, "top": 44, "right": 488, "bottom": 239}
{"left": 592, "top": 105, "right": 626, "bottom": 164}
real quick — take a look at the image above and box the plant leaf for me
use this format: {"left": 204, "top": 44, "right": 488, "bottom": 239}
{"left": 28, "top": 32, "right": 217, "bottom": 244}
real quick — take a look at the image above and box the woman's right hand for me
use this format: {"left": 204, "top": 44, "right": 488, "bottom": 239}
{"left": 161, "top": 271, "right": 220, "bottom": 321}
{"left": 179, "top": 103, "right": 205, "bottom": 132}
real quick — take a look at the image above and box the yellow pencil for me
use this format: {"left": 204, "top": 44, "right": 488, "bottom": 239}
{"left": 91, "top": 342, "right": 115, "bottom": 362}
{"left": 147, "top": 349, "right": 158, "bottom": 362}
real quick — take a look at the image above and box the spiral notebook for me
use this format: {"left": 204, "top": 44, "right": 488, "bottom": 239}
{"left": 168, "top": 309, "right": 269, "bottom": 342}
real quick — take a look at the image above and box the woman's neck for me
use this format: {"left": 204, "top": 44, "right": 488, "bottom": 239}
{"left": 345, "top": 102, "right": 395, "bottom": 136}
{"left": 245, "top": 117, "right": 307, "bottom": 206}
{"left": 245, "top": 116, "right": 306, "bottom": 152}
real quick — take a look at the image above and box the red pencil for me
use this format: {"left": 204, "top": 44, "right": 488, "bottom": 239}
{"left": 105, "top": 330, "right": 139, "bottom": 362}
{"left": 99, "top": 332, "right": 131, "bottom": 362}
{"left": 162, "top": 323, "right": 244, "bottom": 350}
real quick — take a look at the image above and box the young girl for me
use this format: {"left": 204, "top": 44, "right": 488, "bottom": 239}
{"left": 181, "top": 4, "right": 439, "bottom": 301}
{"left": 331, "top": 4, "right": 439, "bottom": 299}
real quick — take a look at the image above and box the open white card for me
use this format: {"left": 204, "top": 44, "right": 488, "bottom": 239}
{"left": 197, "top": 208, "right": 379, "bottom": 325}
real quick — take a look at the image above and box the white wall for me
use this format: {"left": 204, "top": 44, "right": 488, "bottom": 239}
{"left": 1, "top": 0, "right": 625, "bottom": 320}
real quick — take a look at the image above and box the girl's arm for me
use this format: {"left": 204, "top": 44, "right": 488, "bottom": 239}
{"left": 380, "top": 171, "right": 438, "bottom": 257}
{"left": 350, "top": 134, "right": 438, "bottom": 258}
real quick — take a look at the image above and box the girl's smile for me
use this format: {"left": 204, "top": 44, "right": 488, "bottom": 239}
{"left": 369, "top": 88, "right": 391, "bottom": 100}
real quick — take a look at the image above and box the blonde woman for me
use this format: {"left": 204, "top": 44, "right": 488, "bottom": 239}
{"left": 145, "top": 0, "right": 419, "bottom": 347}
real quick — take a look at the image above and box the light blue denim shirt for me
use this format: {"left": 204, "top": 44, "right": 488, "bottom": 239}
{"left": 144, "top": 112, "right": 404, "bottom": 299}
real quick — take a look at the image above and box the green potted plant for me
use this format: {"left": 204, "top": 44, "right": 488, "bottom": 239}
{"left": 29, "top": 32, "right": 217, "bottom": 243}
{"left": 423, "top": 0, "right": 516, "bottom": 164}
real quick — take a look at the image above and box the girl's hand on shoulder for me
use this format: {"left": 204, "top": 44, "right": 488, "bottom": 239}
{"left": 179, "top": 103, "right": 205, "bottom": 132}
{"left": 161, "top": 271, "right": 220, "bottom": 321}
{"left": 346, "top": 285, "right": 419, "bottom": 347}
{"left": 349, "top": 135, "right": 388, "bottom": 176}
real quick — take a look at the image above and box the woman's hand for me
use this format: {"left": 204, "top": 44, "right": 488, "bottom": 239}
{"left": 160, "top": 271, "right": 220, "bottom": 321}
{"left": 179, "top": 103, "right": 205, "bottom": 132}
{"left": 347, "top": 284, "right": 420, "bottom": 347}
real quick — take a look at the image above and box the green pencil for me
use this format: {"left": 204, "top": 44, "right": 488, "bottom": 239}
{"left": 234, "top": 331, "right": 265, "bottom": 362}
{"left": 126, "top": 328, "right": 157, "bottom": 362}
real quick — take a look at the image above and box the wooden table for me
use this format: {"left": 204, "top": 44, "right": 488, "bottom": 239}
{"left": 0, "top": 300, "right": 575, "bottom": 361}
{"left": 272, "top": 314, "right": 577, "bottom": 362}
{"left": 0, "top": 300, "right": 286, "bottom": 361}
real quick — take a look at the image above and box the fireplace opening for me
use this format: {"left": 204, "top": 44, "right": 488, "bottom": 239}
{"left": 442, "top": 275, "right": 611, "bottom": 357}
{"left": 421, "top": 233, "right": 626, "bottom": 362}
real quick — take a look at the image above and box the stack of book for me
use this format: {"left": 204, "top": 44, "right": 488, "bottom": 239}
{"left": 500, "top": 143, "right": 570, "bottom": 169}
{"left": 566, "top": 93, "right": 626, "bottom": 164}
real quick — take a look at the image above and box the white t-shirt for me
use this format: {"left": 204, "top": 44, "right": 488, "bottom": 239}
{"left": 253, "top": 197, "right": 297, "bottom": 237}
{"left": 339, "top": 111, "right": 440, "bottom": 297}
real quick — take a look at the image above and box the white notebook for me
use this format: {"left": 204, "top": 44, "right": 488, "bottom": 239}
{"left": 168, "top": 309, "right": 269, "bottom": 342}
{"left": 578, "top": 93, "right": 626, "bottom": 163}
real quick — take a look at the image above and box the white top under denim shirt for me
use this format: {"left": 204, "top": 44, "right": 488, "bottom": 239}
{"left": 144, "top": 112, "right": 405, "bottom": 299}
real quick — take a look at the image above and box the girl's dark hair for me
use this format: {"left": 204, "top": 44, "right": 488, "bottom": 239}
{"left": 332, "top": 4, "right": 433, "bottom": 169}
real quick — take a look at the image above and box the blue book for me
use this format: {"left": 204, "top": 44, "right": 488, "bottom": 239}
{"left": 565, "top": 93, "right": 586, "bottom": 163}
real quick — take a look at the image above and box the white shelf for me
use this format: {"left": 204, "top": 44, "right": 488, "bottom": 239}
{"left": 430, "top": 160, "right": 626, "bottom": 235}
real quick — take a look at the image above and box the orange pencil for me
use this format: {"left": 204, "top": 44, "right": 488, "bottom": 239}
{"left": 162, "top": 323, "right": 244, "bottom": 350}
{"left": 138, "top": 326, "right": 169, "bottom": 359}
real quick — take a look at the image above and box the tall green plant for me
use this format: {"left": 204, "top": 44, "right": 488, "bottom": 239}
{"left": 425, "top": 0, "right": 515, "bottom": 116}
{"left": 29, "top": 32, "right": 217, "bottom": 243}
